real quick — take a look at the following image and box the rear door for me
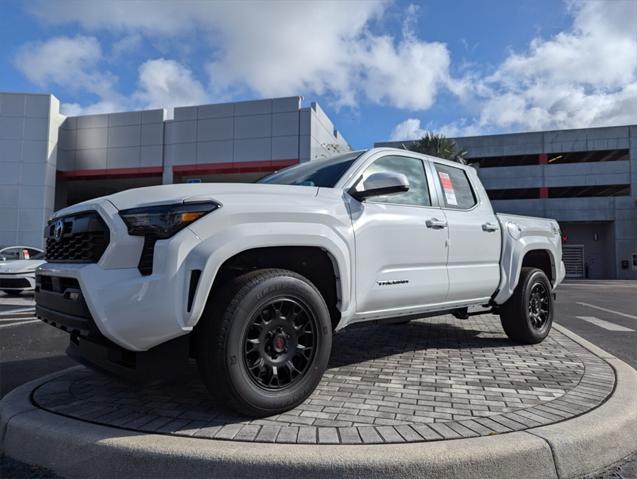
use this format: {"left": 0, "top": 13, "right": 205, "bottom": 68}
{"left": 350, "top": 154, "right": 449, "bottom": 315}
{"left": 431, "top": 162, "right": 501, "bottom": 302}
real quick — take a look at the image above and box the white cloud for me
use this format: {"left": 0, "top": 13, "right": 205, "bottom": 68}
{"left": 390, "top": 118, "right": 481, "bottom": 140}
{"left": 27, "top": 0, "right": 453, "bottom": 112}
{"left": 134, "top": 58, "right": 208, "bottom": 110}
{"left": 110, "top": 33, "right": 143, "bottom": 59}
{"left": 13, "top": 35, "right": 208, "bottom": 115}
{"left": 14, "top": 35, "right": 126, "bottom": 114}
{"left": 392, "top": 0, "right": 637, "bottom": 139}
{"left": 356, "top": 35, "right": 450, "bottom": 110}
{"left": 464, "top": 0, "right": 637, "bottom": 133}
{"left": 390, "top": 118, "right": 427, "bottom": 141}
{"left": 14, "top": 35, "right": 109, "bottom": 92}
{"left": 21, "top": 0, "right": 637, "bottom": 135}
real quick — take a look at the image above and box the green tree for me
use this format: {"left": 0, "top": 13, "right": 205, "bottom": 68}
{"left": 403, "top": 132, "right": 468, "bottom": 164}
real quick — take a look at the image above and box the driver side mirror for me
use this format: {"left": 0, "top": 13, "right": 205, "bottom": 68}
{"left": 350, "top": 171, "right": 410, "bottom": 202}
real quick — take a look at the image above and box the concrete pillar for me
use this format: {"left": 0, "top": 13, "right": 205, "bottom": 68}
{"left": 0, "top": 93, "right": 64, "bottom": 248}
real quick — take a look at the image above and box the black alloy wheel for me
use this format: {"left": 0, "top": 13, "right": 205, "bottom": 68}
{"left": 196, "top": 268, "right": 332, "bottom": 418}
{"left": 243, "top": 297, "right": 317, "bottom": 390}
{"left": 500, "top": 267, "right": 554, "bottom": 344}
{"left": 528, "top": 282, "right": 550, "bottom": 329}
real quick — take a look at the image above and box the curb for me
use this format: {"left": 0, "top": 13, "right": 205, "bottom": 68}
{"left": 1, "top": 327, "right": 636, "bottom": 479}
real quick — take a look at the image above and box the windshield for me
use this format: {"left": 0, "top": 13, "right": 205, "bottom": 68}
{"left": 258, "top": 151, "right": 364, "bottom": 187}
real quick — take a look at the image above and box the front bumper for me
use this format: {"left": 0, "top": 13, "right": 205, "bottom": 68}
{"left": 0, "top": 273, "right": 35, "bottom": 291}
{"left": 36, "top": 199, "right": 204, "bottom": 352}
{"left": 35, "top": 270, "right": 190, "bottom": 378}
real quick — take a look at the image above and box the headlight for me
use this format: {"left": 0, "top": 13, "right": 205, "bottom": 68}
{"left": 119, "top": 201, "right": 219, "bottom": 238}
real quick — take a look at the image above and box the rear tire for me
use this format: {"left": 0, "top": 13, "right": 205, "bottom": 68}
{"left": 499, "top": 267, "right": 553, "bottom": 344}
{"left": 196, "top": 268, "right": 332, "bottom": 418}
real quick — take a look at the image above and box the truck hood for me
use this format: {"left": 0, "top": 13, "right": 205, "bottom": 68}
{"left": 0, "top": 259, "right": 46, "bottom": 273}
{"left": 57, "top": 183, "right": 320, "bottom": 213}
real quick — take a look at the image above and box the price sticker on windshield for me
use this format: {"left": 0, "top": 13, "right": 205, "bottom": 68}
{"left": 438, "top": 172, "right": 457, "bottom": 206}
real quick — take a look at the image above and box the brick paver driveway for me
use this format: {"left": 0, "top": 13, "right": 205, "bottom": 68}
{"left": 33, "top": 315, "right": 615, "bottom": 444}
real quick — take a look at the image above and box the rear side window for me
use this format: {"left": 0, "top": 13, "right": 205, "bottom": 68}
{"left": 434, "top": 163, "right": 477, "bottom": 209}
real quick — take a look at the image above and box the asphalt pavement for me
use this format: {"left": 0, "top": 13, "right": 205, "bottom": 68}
{"left": 0, "top": 293, "right": 74, "bottom": 397}
{"left": 554, "top": 281, "right": 636, "bottom": 368}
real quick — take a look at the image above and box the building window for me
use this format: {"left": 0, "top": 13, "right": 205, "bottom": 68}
{"left": 467, "top": 149, "right": 629, "bottom": 168}
{"left": 546, "top": 149, "right": 628, "bottom": 164}
{"left": 486, "top": 188, "right": 541, "bottom": 200}
{"left": 467, "top": 154, "right": 538, "bottom": 168}
{"left": 548, "top": 184, "right": 630, "bottom": 198}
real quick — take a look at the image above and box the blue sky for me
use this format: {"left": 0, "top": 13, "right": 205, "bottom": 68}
{"left": 1, "top": 0, "right": 635, "bottom": 148}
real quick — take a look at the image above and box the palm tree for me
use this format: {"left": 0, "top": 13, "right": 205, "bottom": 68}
{"left": 403, "top": 132, "right": 468, "bottom": 164}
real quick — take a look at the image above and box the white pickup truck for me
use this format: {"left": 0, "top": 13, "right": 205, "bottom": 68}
{"left": 36, "top": 148, "right": 565, "bottom": 417}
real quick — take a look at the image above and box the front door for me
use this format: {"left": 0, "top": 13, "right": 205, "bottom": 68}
{"left": 349, "top": 154, "right": 449, "bottom": 316}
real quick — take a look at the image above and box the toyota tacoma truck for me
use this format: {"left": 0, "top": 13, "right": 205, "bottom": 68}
{"left": 36, "top": 148, "right": 565, "bottom": 417}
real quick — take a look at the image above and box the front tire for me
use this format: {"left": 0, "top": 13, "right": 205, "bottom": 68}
{"left": 196, "top": 269, "right": 332, "bottom": 417}
{"left": 499, "top": 267, "right": 554, "bottom": 344}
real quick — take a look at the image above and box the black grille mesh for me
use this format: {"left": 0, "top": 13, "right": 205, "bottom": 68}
{"left": 45, "top": 212, "right": 110, "bottom": 263}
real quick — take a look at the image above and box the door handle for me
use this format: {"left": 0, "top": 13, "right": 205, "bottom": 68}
{"left": 426, "top": 218, "right": 448, "bottom": 229}
{"left": 482, "top": 222, "right": 499, "bottom": 232}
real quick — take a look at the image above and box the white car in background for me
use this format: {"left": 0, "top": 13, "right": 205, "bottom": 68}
{"left": 0, "top": 246, "right": 46, "bottom": 296}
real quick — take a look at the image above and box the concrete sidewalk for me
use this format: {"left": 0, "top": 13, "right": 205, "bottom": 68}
{"left": 1, "top": 322, "right": 635, "bottom": 478}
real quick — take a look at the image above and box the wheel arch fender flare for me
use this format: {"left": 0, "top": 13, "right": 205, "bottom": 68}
{"left": 181, "top": 223, "right": 353, "bottom": 329}
{"left": 494, "top": 237, "right": 560, "bottom": 305}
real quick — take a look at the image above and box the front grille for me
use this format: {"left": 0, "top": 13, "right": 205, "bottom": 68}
{"left": 45, "top": 211, "right": 110, "bottom": 263}
{"left": 138, "top": 236, "right": 158, "bottom": 276}
{"left": 0, "top": 277, "right": 30, "bottom": 288}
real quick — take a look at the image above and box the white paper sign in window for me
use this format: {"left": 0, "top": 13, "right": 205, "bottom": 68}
{"left": 438, "top": 171, "right": 458, "bottom": 206}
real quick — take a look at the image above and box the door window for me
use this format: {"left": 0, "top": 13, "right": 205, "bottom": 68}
{"left": 0, "top": 248, "right": 21, "bottom": 261}
{"left": 434, "top": 163, "right": 477, "bottom": 209}
{"left": 357, "top": 155, "right": 431, "bottom": 207}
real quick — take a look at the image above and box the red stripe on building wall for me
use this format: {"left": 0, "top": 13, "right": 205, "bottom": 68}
{"left": 57, "top": 166, "right": 163, "bottom": 180}
{"left": 173, "top": 159, "right": 298, "bottom": 176}
{"left": 57, "top": 160, "right": 299, "bottom": 180}
{"left": 539, "top": 154, "right": 548, "bottom": 197}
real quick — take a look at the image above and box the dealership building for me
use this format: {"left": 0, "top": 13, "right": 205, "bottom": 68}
{"left": 1, "top": 91, "right": 636, "bottom": 279}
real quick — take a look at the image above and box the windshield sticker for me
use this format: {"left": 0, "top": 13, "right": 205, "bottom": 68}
{"left": 438, "top": 172, "right": 458, "bottom": 206}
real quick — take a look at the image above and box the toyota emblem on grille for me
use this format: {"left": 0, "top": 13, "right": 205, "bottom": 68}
{"left": 53, "top": 220, "right": 64, "bottom": 242}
